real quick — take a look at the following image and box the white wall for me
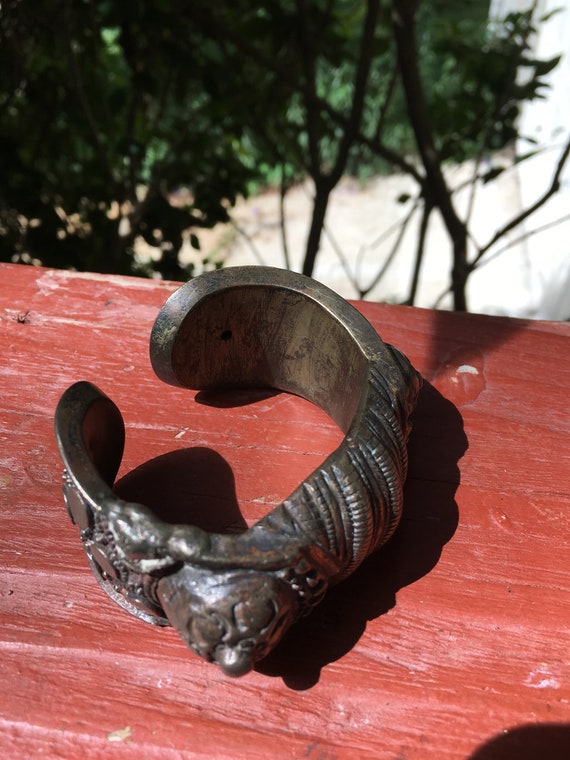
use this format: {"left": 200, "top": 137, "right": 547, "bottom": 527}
{"left": 483, "top": 0, "right": 570, "bottom": 318}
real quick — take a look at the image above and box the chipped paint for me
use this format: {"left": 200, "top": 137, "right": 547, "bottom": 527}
{"left": 107, "top": 726, "right": 133, "bottom": 742}
{"left": 525, "top": 664, "right": 560, "bottom": 690}
{"left": 457, "top": 364, "right": 479, "bottom": 375}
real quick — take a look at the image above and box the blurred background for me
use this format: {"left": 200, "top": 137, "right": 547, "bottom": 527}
{"left": 1, "top": 0, "right": 568, "bottom": 317}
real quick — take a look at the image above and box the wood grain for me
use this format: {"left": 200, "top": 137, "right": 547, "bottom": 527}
{"left": 1, "top": 262, "right": 569, "bottom": 759}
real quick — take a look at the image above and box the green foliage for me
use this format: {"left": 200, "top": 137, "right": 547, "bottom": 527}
{"left": 0, "top": 0, "right": 257, "bottom": 278}
{"left": 425, "top": 8, "right": 561, "bottom": 162}
{"left": 0, "top": 0, "right": 561, "bottom": 279}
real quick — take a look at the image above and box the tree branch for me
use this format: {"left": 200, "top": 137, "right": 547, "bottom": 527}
{"left": 328, "top": 0, "right": 380, "bottom": 186}
{"left": 475, "top": 211, "right": 570, "bottom": 271}
{"left": 406, "top": 199, "right": 432, "bottom": 305}
{"left": 63, "top": 7, "right": 116, "bottom": 186}
{"left": 431, "top": 209, "right": 570, "bottom": 310}
{"left": 472, "top": 134, "right": 570, "bottom": 267}
{"left": 279, "top": 164, "right": 291, "bottom": 270}
{"left": 372, "top": 64, "right": 399, "bottom": 144}
{"left": 391, "top": 1, "right": 463, "bottom": 240}
{"left": 296, "top": 0, "right": 322, "bottom": 178}
{"left": 392, "top": 0, "right": 468, "bottom": 309}
{"left": 359, "top": 197, "right": 419, "bottom": 298}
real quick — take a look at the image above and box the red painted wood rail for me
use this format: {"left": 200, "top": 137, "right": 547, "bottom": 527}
{"left": 1, "top": 262, "right": 569, "bottom": 759}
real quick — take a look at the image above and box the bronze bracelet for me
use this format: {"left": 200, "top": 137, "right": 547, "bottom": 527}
{"left": 55, "top": 266, "right": 422, "bottom": 676}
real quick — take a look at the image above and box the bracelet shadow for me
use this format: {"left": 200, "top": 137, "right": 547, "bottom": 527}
{"left": 257, "top": 381, "right": 466, "bottom": 688}
{"left": 114, "top": 446, "right": 248, "bottom": 534}
{"left": 114, "top": 381, "right": 466, "bottom": 691}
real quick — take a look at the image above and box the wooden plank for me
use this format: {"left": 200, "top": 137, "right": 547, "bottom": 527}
{"left": 1, "top": 262, "right": 569, "bottom": 759}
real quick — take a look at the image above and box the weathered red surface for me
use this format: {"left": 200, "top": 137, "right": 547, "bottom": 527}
{"left": 1, "top": 262, "right": 569, "bottom": 759}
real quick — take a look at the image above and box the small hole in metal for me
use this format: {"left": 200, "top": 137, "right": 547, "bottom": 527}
{"left": 220, "top": 330, "right": 232, "bottom": 341}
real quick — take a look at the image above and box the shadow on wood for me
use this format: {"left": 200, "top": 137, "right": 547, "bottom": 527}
{"left": 113, "top": 381, "right": 466, "bottom": 688}
{"left": 258, "top": 382, "right": 466, "bottom": 688}
{"left": 469, "top": 723, "right": 570, "bottom": 759}
{"left": 114, "top": 447, "right": 247, "bottom": 534}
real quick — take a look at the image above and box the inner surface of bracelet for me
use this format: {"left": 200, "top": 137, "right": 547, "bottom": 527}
{"left": 151, "top": 270, "right": 372, "bottom": 433}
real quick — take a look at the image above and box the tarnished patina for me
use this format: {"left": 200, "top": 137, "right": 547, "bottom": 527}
{"left": 55, "top": 266, "right": 422, "bottom": 676}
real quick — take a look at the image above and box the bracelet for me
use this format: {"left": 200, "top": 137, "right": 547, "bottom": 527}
{"left": 55, "top": 266, "right": 422, "bottom": 676}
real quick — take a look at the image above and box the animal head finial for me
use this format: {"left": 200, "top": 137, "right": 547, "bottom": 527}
{"left": 157, "top": 566, "right": 299, "bottom": 676}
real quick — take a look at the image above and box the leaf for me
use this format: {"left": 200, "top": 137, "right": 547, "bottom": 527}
{"left": 532, "top": 55, "right": 562, "bottom": 78}
{"left": 481, "top": 165, "right": 505, "bottom": 184}
{"left": 107, "top": 726, "right": 132, "bottom": 742}
{"left": 514, "top": 149, "right": 539, "bottom": 165}
{"left": 540, "top": 8, "right": 562, "bottom": 24}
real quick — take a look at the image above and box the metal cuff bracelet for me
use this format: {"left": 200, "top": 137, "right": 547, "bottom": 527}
{"left": 55, "top": 266, "right": 422, "bottom": 677}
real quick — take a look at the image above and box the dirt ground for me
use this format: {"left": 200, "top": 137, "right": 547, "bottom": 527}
{"left": 178, "top": 161, "right": 570, "bottom": 320}
{"left": 184, "top": 174, "right": 455, "bottom": 307}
